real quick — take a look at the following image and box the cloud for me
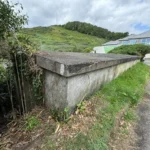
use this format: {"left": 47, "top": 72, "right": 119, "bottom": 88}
{"left": 10, "top": 0, "right": 150, "bottom": 34}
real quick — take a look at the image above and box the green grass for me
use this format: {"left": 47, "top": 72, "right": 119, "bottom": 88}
{"left": 104, "top": 46, "right": 117, "bottom": 53}
{"left": 123, "top": 109, "right": 137, "bottom": 121}
{"left": 25, "top": 116, "right": 40, "bottom": 130}
{"left": 47, "top": 62, "right": 150, "bottom": 150}
{"left": 20, "top": 26, "right": 106, "bottom": 52}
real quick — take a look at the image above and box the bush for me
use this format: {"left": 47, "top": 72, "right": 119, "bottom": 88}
{"left": 0, "top": 64, "right": 11, "bottom": 115}
{"left": 110, "top": 44, "right": 150, "bottom": 60}
{"left": 0, "top": 64, "right": 7, "bottom": 83}
{"left": 83, "top": 47, "right": 92, "bottom": 53}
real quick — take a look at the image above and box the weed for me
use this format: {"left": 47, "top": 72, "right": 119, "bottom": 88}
{"left": 77, "top": 101, "right": 86, "bottom": 113}
{"left": 120, "top": 128, "right": 129, "bottom": 135}
{"left": 50, "top": 107, "right": 70, "bottom": 122}
{"left": 63, "top": 107, "right": 70, "bottom": 122}
{"left": 25, "top": 116, "right": 40, "bottom": 130}
{"left": 124, "top": 110, "right": 137, "bottom": 121}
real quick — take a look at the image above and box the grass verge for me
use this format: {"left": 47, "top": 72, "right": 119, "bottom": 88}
{"left": 43, "top": 62, "right": 150, "bottom": 150}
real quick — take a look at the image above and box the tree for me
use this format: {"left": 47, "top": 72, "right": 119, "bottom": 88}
{"left": 0, "top": 0, "right": 28, "bottom": 118}
{"left": 0, "top": 0, "right": 28, "bottom": 39}
{"left": 63, "top": 21, "right": 128, "bottom": 40}
{"left": 0, "top": 0, "right": 28, "bottom": 58}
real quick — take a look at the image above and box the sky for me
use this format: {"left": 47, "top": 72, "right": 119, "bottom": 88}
{"left": 10, "top": 0, "right": 150, "bottom": 34}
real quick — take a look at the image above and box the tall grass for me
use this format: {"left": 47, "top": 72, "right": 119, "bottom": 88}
{"left": 21, "top": 26, "right": 106, "bottom": 52}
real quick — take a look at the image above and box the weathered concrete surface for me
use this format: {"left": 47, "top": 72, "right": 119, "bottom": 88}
{"left": 36, "top": 52, "right": 139, "bottom": 77}
{"left": 136, "top": 83, "right": 150, "bottom": 150}
{"left": 36, "top": 52, "right": 140, "bottom": 112}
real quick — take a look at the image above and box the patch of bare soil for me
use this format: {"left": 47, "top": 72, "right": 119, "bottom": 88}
{"left": 29, "top": 96, "right": 106, "bottom": 150}
{"left": 0, "top": 96, "right": 106, "bottom": 150}
{"left": 109, "top": 117, "right": 139, "bottom": 150}
{"left": 0, "top": 107, "right": 56, "bottom": 150}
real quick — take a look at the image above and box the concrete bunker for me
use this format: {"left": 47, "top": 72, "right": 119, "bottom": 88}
{"left": 36, "top": 52, "right": 140, "bottom": 113}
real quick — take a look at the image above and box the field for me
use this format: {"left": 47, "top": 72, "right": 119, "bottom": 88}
{"left": 21, "top": 26, "right": 107, "bottom": 52}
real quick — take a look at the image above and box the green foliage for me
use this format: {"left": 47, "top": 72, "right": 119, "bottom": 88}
{"left": 82, "top": 47, "right": 92, "bottom": 53}
{"left": 121, "top": 92, "right": 140, "bottom": 106}
{"left": 25, "top": 116, "right": 40, "bottom": 130}
{"left": 63, "top": 21, "right": 128, "bottom": 40}
{"left": 124, "top": 110, "right": 137, "bottom": 121}
{"left": 0, "top": 0, "right": 28, "bottom": 39}
{"left": 50, "top": 107, "right": 70, "bottom": 122}
{"left": 110, "top": 44, "right": 150, "bottom": 60}
{"left": 77, "top": 101, "right": 86, "bottom": 113}
{"left": 32, "top": 74, "right": 43, "bottom": 101}
{"left": 3, "top": 35, "right": 43, "bottom": 113}
{"left": 0, "top": 0, "right": 43, "bottom": 117}
{"left": 11, "top": 35, "right": 43, "bottom": 103}
{"left": 0, "top": 63, "right": 10, "bottom": 106}
{"left": 20, "top": 26, "right": 106, "bottom": 52}
{"left": 0, "top": 64, "right": 7, "bottom": 82}
{"left": 0, "top": 40, "right": 9, "bottom": 58}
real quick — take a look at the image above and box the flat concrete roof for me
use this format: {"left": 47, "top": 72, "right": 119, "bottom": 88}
{"left": 36, "top": 52, "right": 140, "bottom": 77}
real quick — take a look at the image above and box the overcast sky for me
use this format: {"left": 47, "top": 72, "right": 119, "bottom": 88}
{"left": 10, "top": 0, "right": 150, "bottom": 34}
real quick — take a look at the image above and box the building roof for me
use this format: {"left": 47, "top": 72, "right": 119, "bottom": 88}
{"left": 130, "top": 30, "right": 150, "bottom": 39}
{"left": 103, "top": 40, "right": 119, "bottom": 46}
{"left": 120, "top": 30, "right": 150, "bottom": 41}
{"left": 102, "top": 30, "right": 150, "bottom": 46}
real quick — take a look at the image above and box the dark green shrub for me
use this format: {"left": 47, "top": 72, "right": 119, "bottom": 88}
{"left": 0, "top": 64, "right": 7, "bottom": 83}
{"left": 83, "top": 47, "right": 92, "bottom": 53}
{"left": 110, "top": 44, "right": 150, "bottom": 60}
{"left": 25, "top": 116, "right": 40, "bottom": 130}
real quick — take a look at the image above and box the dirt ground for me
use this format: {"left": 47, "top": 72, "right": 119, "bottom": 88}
{"left": 1, "top": 82, "right": 150, "bottom": 150}
{"left": 109, "top": 116, "right": 139, "bottom": 150}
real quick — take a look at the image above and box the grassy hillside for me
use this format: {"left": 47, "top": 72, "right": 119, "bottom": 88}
{"left": 21, "top": 26, "right": 107, "bottom": 52}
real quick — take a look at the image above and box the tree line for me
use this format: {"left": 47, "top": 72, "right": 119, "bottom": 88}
{"left": 62, "top": 21, "right": 129, "bottom": 40}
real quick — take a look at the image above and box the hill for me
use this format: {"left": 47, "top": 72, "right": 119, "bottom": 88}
{"left": 62, "top": 21, "right": 129, "bottom": 40}
{"left": 21, "top": 26, "right": 107, "bottom": 52}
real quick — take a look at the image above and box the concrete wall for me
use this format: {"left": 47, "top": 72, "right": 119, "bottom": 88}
{"left": 36, "top": 52, "right": 140, "bottom": 114}
{"left": 93, "top": 46, "right": 105, "bottom": 54}
{"left": 44, "top": 59, "right": 139, "bottom": 112}
{"left": 144, "top": 54, "right": 150, "bottom": 66}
